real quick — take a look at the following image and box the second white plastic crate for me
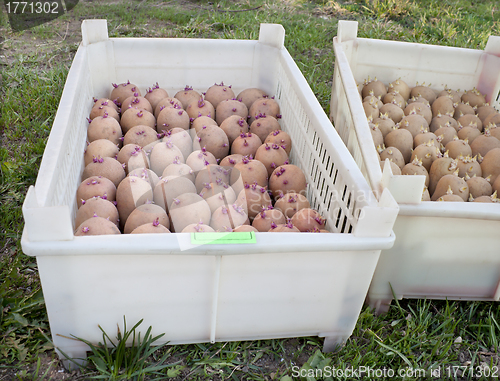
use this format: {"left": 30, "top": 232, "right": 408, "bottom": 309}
{"left": 330, "top": 20, "right": 500, "bottom": 314}
{"left": 21, "top": 20, "right": 398, "bottom": 367}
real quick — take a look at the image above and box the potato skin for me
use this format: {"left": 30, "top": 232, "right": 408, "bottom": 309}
{"left": 252, "top": 209, "right": 286, "bottom": 232}
{"left": 236, "top": 88, "right": 268, "bottom": 110}
{"left": 92, "top": 98, "right": 119, "bottom": 113}
{"left": 431, "top": 96, "right": 454, "bottom": 118}
{"left": 87, "top": 115, "right": 123, "bottom": 146}
{"left": 248, "top": 98, "right": 280, "bottom": 125}
{"left": 117, "top": 144, "right": 149, "bottom": 174}
{"left": 186, "top": 97, "right": 215, "bottom": 120}
{"left": 255, "top": 143, "right": 289, "bottom": 177}
{"left": 399, "top": 114, "right": 429, "bottom": 138}
{"left": 231, "top": 132, "right": 262, "bottom": 158}
{"left": 269, "top": 164, "right": 307, "bottom": 199}
{"left": 124, "top": 204, "right": 170, "bottom": 234}
{"left": 144, "top": 85, "right": 169, "bottom": 111}
{"left": 121, "top": 108, "right": 156, "bottom": 133}
{"left": 204, "top": 83, "right": 235, "bottom": 109}
{"left": 186, "top": 149, "right": 218, "bottom": 172}
{"left": 291, "top": 208, "right": 326, "bottom": 232}
{"left": 413, "top": 132, "right": 439, "bottom": 150}
{"left": 219, "top": 154, "right": 244, "bottom": 168}
{"left": 492, "top": 175, "right": 500, "bottom": 195}
{"left": 428, "top": 157, "right": 457, "bottom": 195}
{"left": 81, "top": 157, "right": 126, "bottom": 188}
{"left": 445, "top": 139, "right": 472, "bottom": 160}
{"left": 430, "top": 115, "right": 458, "bottom": 133}
{"left": 274, "top": 192, "right": 310, "bottom": 219}
{"left": 84, "top": 139, "right": 120, "bottom": 167}
{"left": 404, "top": 102, "right": 432, "bottom": 125}
{"left": 233, "top": 225, "right": 259, "bottom": 232}
{"left": 484, "top": 112, "right": 500, "bottom": 128}
{"left": 210, "top": 204, "right": 249, "bottom": 232}
{"left": 477, "top": 106, "right": 497, "bottom": 123}
{"left": 437, "top": 194, "right": 465, "bottom": 202}
{"left": 75, "top": 216, "right": 121, "bottom": 236}
{"left": 379, "top": 103, "right": 404, "bottom": 124}
{"left": 380, "top": 147, "right": 405, "bottom": 169}
{"left": 388, "top": 79, "right": 410, "bottom": 101}
{"left": 384, "top": 128, "right": 413, "bottom": 164}
{"left": 153, "top": 175, "right": 196, "bottom": 212}
{"left": 362, "top": 80, "right": 387, "bottom": 99}
{"left": 123, "top": 125, "right": 159, "bottom": 148}
{"left": 90, "top": 105, "right": 120, "bottom": 122}
{"left": 236, "top": 184, "right": 272, "bottom": 219}
{"left": 193, "top": 125, "right": 230, "bottom": 161}
{"left": 116, "top": 176, "right": 153, "bottom": 228}
{"left": 215, "top": 99, "right": 248, "bottom": 126}
{"left": 471, "top": 135, "right": 500, "bottom": 158}
{"left": 157, "top": 106, "right": 190, "bottom": 131}
{"left": 249, "top": 116, "right": 281, "bottom": 143}
{"left": 434, "top": 125, "right": 457, "bottom": 147}
{"left": 174, "top": 87, "right": 201, "bottom": 109}
{"left": 182, "top": 223, "right": 215, "bottom": 233}
{"left": 75, "top": 197, "right": 119, "bottom": 227}
{"left": 219, "top": 115, "right": 249, "bottom": 145}
{"left": 149, "top": 141, "right": 184, "bottom": 177}
{"left": 169, "top": 193, "right": 211, "bottom": 233}
{"left": 77, "top": 176, "right": 117, "bottom": 207}
{"left": 268, "top": 224, "right": 300, "bottom": 232}
{"left": 410, "top": 85, "right": 436, "bottom": 105}
{"left": 264, "top": 130, "right": 292, "bottom": 155}
{"left": 130, "top": 222, "right": 171, "bottom": 234}
{"left": 467, "top": 176, "right": 492, "bottom": 199}
{"left": 402, "top": 162, "right": 429, "bottom": 187}
{"left": 110, "top": 82, "right": 141, "bottom": 105}
{"left": 155, "top": 97, "right": 183, "bottom": 118}
{"left": 431, "top": 174, "right": 469, "bottom": 202}
{"left": 457, "top": 126, "right": 481, "bottom": 144}
{"left": 121, "top": 96, "right": 153, "bottom": 114}
{"left": 191, "top": 116, "right": 218, "bottom": 133}
{"left": 480, "top": 148, "right": 500, "bottom": 184}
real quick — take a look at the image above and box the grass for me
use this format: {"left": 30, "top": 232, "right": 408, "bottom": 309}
{"left": 1, "top": 62, "right": 68, "bottom": 365}
{"left": 0, "top": 0, "right": 500, "bottom": 379}
{"left": 59, "top": 317, "right": 175, "bottom": 379}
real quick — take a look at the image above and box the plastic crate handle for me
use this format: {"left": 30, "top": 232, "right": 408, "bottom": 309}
{"left": 22, "top": 186, "right": 74, "bottom": 242}
{"left": 337, "top": 20, "right": 358, "bottom": 43}
{"left": 258, "top": 24, "right": 285, "bottom": 49}
{"left": 82, "top": 19, "right": 108, "bottom": 46}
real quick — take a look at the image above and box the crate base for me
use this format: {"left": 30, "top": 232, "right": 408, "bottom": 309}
{"left": 37, "top": 248, "right": 382, "bottom": 370}
{"left": 56, "top": 334, "right": 350, "bottom": 370}
{"left": 366, "top": 296, "right": 393, "bottom": 316}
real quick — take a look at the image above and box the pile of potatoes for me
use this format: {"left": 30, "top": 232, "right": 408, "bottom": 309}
{"left": 361, "top": 77, "right": 500, "bottom": 202}
{"left": 75, "top": 81, "right": 330, "bottom": 235}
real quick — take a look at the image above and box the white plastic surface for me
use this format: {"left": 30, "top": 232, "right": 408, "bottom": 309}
{"left": 21, "top": 21, "right": 398, "bottom": 366}
{"left": 380, "top": 160, "right": 426, "bottom": 204}
{"left": 330, "top": 20, "right": 500, "bottom": 314}
{"left": 81, "top": 19, "right": 108, "bottom": 46}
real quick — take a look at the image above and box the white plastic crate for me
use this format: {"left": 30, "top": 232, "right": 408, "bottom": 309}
{"left": 21, "top": 20, "right": 398, "bottom": 367}
{"left": 330, "top": 20, "right": 500, "bottom": 314}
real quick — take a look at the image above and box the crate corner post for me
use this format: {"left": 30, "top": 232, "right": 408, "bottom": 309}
{"left": 81, "top": 19, "right": 109, "bottom": 46}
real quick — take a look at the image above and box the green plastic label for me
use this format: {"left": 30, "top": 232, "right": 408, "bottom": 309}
{"left": 191, "top": 232, "right": 256, "bottom": 245}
